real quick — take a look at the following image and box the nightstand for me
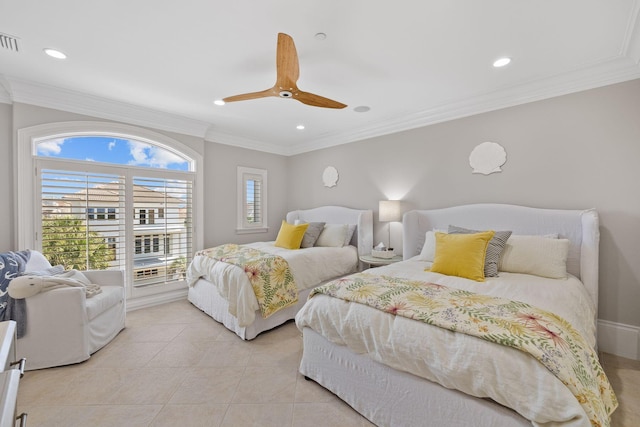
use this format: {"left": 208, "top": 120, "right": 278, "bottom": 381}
{"left": 359, "top": 254, "right": 403, "bottom": 268}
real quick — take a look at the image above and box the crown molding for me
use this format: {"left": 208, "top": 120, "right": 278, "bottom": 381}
{"left": 286, "top": 55, "right": 640, "bottom": 156}
{"left": 3, "top": 76, "right": 212, "bottom": 138}
{"left": 204, "top": 127, "right": 291, "bottom": 156}
{"left": 622, "top": 0, "right": 640, "bottom": 63}
{"left": 2, "top": 45, "right": 640, "bottom": 157}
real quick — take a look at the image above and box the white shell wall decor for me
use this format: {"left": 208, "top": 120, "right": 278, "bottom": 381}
{"left": 322, "top": 166, "right": 339, "bottom": 187}
{"left": 469, "top": 141, "right": 507, "bottom": 175}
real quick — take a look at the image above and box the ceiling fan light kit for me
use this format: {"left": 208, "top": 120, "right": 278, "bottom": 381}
{"left": 222, "top": 33, "right": 347, "bottom": 109}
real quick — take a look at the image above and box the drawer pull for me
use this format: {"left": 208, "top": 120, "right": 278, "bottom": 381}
{"left": 16, "top": 412, "right": 27, "bottom": 427}
{"left": 10, "top": 358, "right": 27, "bottom": 377}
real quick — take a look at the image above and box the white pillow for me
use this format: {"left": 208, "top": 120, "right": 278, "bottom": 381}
{"left": 417, "top": 231, "right": 437, "bottom": 261}
{"left": 498, "top": 235, "right": 569, "bottom": 279}
{"left": 315, "top": 224, "right": 348, "bottom": 247}
{"left": 25, "top": 250, "right": 53, "bottom": 271}
{"left": 416, "top": 229, "right": 446, "bottom": 261}
{"left": 343, "top": 224, "right": 356, "bottom": 246}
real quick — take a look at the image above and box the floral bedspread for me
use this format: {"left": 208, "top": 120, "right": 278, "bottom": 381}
{"left": 197, "top": 244, "right": 298, "bottom": 318}
{"left": 310, "top": 273, "right": 617, "bottom": 426}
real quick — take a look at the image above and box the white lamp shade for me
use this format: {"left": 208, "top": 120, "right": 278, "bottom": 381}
{"left": 379, "top": 200, "right": 402, "bottom": 222}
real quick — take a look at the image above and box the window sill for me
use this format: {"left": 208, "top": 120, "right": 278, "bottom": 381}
{"left": 236, "top": 227, "right": 269, "bottom": 235}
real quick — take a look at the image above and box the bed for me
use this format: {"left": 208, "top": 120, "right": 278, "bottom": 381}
{"left": 295, "top": 204, "right": 616, "bottom": 426}
{"left": 187, "top": 205, "right": 373, "bottom": 340}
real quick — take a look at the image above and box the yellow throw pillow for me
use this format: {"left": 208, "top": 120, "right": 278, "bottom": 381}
{"left": 274, "top": 220, "right": 309, "bottom": 249}
{"left": 429, "top": 231, "right": 495, "bottom": 282}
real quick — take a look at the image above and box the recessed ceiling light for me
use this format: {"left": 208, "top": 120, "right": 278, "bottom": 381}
{"left": 314, "top": 33, "right": 327, "bottom": 41}
{"left": 354, "top": 106, "right": 370, "bottom": 113}
{"left": 493, "top": 57, "right": 511, "bottom": 68}
{"left": 43, "top": 48, "right": 67, "bottom": 59}
{"left": 213, "top": 99, "right": 225, "bottom": 106}
{"left": 296, "top": 124, "right": 305, "bottom": 130}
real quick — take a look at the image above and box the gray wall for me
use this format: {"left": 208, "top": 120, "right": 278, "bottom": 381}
{"left": 288, "top": 79, "right": 640, "bottom": 328}
{"left": 203, "top": 142, "right": 289, "bottom": 248}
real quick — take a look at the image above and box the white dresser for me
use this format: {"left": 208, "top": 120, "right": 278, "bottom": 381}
{"left": 0, "top": 321, "right": 26, "bottom": 427}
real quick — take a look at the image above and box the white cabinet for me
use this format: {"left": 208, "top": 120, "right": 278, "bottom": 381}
{"left": 0, "top": 321, "right": 26, "bottom": 427}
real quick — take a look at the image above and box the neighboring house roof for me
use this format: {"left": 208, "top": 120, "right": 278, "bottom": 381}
{"left": 62, "top": 183, "right": 185, "bottom": 205}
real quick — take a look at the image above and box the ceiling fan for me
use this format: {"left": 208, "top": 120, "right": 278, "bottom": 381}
{"left": 222, "top": 33, "right": 347, "bottom": 109}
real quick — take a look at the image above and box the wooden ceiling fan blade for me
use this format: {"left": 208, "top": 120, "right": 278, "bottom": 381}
{"left": 219, "top": 33, "right": 346, "bottom": 110}
{"left": 295, "top": 91, "right": 347, "bottom": 109}
{"left": 275, "top": 33, "right": 299, "bottom": 88}
{"left": 223, "top": 88, "right": 276, "bottom": 103}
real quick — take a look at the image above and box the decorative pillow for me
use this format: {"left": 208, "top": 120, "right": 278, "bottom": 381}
{"left": 429, "top": 231, "right": 495, "bottom": 282}
{"left": 25, "top": 250, "right": 52, "bottom": 271}
{"left": 23, "top": 265, "right": 65, "bottom": 276}
{"left": 274, "top": 220, "right": 309, "bottom": 249}
{"left": 300, "top": 222, "right": 326, "bottom": 248}
{"left": 343, "top": 224, "right": 357, "bottom": 246}
{"left": 498, "top": 235, "right": 569, "bottom": 279}
{"left": 315, "top": 224, "right": 348, "bottom": 247}
{"left": 448, "top": 225, "right": 512, "bottom": 278}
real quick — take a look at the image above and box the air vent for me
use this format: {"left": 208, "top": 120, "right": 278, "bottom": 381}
{"left": 0, "top": 33, "right": 19, "bottom": 52}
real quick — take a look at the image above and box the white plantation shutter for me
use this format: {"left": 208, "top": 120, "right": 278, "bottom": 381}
{"left": 132, "top": 176, "right": 192, "bottom": 287}
{"left": 40, "top": 169, "right": 126, "bottom": 271}
{"left": 37, "top": 162, "right": 194, "bottom": 291}
{"left": 237, "top": 166, "right": 268, "bottom": 232}
{"left": 246, "top": 176, "right": 262, "bottom": 224}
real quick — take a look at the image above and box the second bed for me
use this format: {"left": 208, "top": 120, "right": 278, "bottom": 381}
{"left": 187, "top": 205, "right": 373, "bottom": 340}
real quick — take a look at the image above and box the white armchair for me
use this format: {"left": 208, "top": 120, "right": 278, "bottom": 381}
{"left": 15, "top": 251, "right": 126, "bottom": 370}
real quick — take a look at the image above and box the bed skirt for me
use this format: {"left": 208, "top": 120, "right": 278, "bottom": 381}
{"left": 299, "top": 327, "right": 531, "bottom": 427}
{"left": 188, "top": 277, "right": 314, "bottom": 340}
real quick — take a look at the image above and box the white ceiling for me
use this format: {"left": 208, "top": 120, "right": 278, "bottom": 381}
{"left": 1, "top": 1, "right": 639, "bottom": 156}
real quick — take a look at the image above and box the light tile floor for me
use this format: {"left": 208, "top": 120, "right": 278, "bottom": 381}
{"left": 17, "top": 300, "right": 640, "bottom": 426}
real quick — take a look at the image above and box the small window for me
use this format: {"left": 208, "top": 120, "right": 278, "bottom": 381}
{"left": 237, "top": 166, "right": 268, "bottom": 234}
{"left": 136, "top": 268, "right": 159, "bottom": 279}
{"left": 107, "top": 237, "right": 117, "bottom": 261}
{"left": 164, "top": 236, "right": 171, "bottom": 255}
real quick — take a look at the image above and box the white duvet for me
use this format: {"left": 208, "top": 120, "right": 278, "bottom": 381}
{"left": 295, "top": 258, "right": 598, "bottom": 426}
{"left": 186, "top": 242, "right": 357, "bottom": 327}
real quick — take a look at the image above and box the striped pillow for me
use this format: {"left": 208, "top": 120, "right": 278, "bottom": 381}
{"left": 448, "top": 225, "right": 512, "bottom": 278}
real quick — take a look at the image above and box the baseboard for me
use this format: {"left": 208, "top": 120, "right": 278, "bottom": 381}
{"left": 597, "top": 319, "right": 640, "bottom": 360}
{"left": 126, "top": 288, "right": 188, "bottom": 312}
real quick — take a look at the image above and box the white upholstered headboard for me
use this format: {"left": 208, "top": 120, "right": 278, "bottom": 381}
{"left": 402, "top": 204, "right": 600, "bottom": 313}
{"left": 286, "top": 206, "right": 373, "bottom": 257}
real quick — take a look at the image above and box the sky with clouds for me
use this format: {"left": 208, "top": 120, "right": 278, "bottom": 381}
{"left": 36, "top": 136, "right": 190, "bottom": 170}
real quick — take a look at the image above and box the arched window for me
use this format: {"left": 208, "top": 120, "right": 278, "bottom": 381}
{"left": 17, "top": 122, "right": 203, "bottom": 303}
